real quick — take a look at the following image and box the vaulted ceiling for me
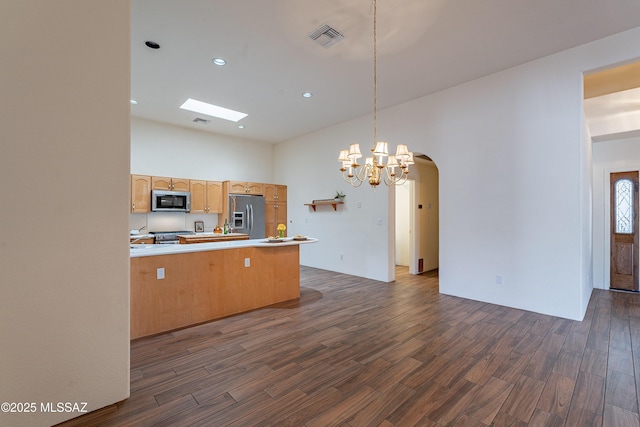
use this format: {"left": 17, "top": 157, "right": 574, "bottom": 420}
{"left": 131, "top": 0, "right": 640, "bottom": 143}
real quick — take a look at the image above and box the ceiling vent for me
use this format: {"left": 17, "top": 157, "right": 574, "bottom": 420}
{"left": 308, "top": 24, "right": 344, "bottom": 48}
{"left": 193, "top": 117, "right": 210, "bottom": 124}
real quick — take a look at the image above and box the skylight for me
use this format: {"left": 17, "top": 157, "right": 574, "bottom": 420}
{"left": 180, "top": 98, "right": 247, "bottom": 122}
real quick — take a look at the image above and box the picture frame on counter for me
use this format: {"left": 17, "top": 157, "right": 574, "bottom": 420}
{"left": 194, "top": 221, "right": 204, "bottom": 232}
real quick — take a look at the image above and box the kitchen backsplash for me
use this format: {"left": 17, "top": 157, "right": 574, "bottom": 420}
{"left": 131, "top": 212, "right": 220, "bottom": 233}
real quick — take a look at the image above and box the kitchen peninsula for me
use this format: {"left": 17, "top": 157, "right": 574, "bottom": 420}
{"left": 130, "top": 238, "right": 317, "bottom": 339}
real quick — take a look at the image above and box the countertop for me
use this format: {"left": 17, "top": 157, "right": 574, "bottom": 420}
{"left": 130, "top": 237, "right": 318, "bottom": 258}
{"left": 178, "top": 232, "right": 247, "bottom": 237}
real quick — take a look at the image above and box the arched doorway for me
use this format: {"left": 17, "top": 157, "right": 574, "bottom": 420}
{"left": 395, "top": 155, "right": 439, "bottom": 275}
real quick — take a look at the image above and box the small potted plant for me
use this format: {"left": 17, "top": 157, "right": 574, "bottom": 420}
{"left": 334, "top": 191, "right": 346, "bottom": 202}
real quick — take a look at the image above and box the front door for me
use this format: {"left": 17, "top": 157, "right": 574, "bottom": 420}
{"left": 610, "top": 171, "right": 639, "bottom": 292}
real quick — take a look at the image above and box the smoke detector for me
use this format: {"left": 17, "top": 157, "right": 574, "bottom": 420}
{"left": 308, "top": 24, "right": 344, "bottom": 48}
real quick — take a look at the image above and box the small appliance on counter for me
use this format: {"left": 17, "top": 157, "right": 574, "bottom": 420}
{"left": 150, "top": 230, "right": 194, "bottom": 244}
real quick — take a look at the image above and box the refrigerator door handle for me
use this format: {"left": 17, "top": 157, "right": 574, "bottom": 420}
{"left": 245, "top": 205, "right": 250, "bottom": 233}
{"left": 248, "top": 204, "right": 254, "bottom": 233}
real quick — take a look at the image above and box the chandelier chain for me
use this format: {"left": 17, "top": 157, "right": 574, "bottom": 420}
{"left": 337, "top": 0, "right": 413, "bottom": 188}
{"left": 373, "top": 0, "right": 377, "bottom": 149}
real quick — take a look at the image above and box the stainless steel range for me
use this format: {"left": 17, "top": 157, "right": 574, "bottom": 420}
{"left": 150, "top": 230, "right": 194, "bottom": 244}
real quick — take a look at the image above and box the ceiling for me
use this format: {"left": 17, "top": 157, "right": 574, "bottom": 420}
{"left": 131, "top": 0, "right": 640, "bottom": 144}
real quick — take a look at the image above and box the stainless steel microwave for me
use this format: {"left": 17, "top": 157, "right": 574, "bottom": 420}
{"left": 151, "top": 190, "right": 191, "bottom": 212}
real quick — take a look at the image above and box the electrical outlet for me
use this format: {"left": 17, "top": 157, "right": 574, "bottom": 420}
{"left": 496, "top": 275, "right": 503, "bottom": 284}
{"left": 157, "top": 268, "right": 165, "bottom": 280}
{"left": 244, "top": 258, "right": 250, "bottom": 267}
{"left": 340, "top": 254, "right": 344, "bottom": 261}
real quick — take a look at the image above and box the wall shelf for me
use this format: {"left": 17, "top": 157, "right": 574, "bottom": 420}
{"left": 304, "top": 200, "right": 344, "bottom": 211}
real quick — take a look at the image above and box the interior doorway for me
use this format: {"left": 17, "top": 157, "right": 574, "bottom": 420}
{"left": 394, "top": 156, "right": 439, "bottom": 275}
{"left": 395, "top": 180, "right": 413, "bottom": 270}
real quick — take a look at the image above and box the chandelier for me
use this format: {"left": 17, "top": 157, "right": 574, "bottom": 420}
{"left": 338, "top": 0, "right": 414, "bottom": 188}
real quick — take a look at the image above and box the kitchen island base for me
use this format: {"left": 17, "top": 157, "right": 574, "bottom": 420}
{"left": 131, "top": 244, "right": 300, "bottom": 339}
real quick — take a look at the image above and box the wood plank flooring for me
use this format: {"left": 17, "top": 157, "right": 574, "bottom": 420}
{"left": 57, "top": 266, "right": 640, "bottom": 426}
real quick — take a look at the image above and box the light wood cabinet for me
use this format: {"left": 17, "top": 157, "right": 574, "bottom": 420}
{"left": 131, "top": 174, "right": 151, "bottom": 213}
{"left": 152, "top": 176, "right": 190, "bottom": 191}
{"left": 264, "top": 184, "right": 287, "bottom": 203}
{"left": 130, "top": 245, "right": 301, "bottom": 338}
{"left": 265, "top": 184, "right": 287, "bottom": 237}
{"left": 207, "top": 181, "right": 223, "bottom": 213}
{"left": 190, "top": 180, "right": 222, "bottom": 213}
{"left": 227, "top": 181, "right": 264, "bottom": 195}
{"left": 265, "top": 203, "right": 287, "bottom": 237}
{"left": 129, "top": 237, "right": 154, "bottom": 244}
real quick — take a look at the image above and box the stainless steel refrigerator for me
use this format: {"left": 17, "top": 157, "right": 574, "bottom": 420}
{"left": 229, "top": 194, "right": 266, "bottom": 239}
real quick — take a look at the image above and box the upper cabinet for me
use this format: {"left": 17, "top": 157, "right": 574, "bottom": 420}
{"left": 131, "top": 175, "right": 151, "bottom": 213}
{"left": 131, "top": 175, "right": 281, "bottom": 219}
{"left": 264, "top": 184, "right": 287, "bottom": 203}
{"left": 152, "top": 176, "right": 190, "bottom": 192}
{"left": 190, "top": 180, "right": 222, "bottom": 214}
{"left": 227, "top": 181, "right": 264, "bottom": 195}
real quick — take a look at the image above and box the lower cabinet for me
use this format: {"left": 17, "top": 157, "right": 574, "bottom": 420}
{"left": 130, "top": 245, "right": 300, "bottom": 339}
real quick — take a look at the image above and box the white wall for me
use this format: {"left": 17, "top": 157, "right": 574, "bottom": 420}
{"left": 275, "top": 27, "right": 640, "bottom": 320}
{"left": 592, "top": 136, "right": 640, "bottom": 289}
{"left": 275, "top": 117, "right": 396, "bottom": 282}
{"left": 131, "top": 117, "right": 274, "bottom": 182}
{"left": 0, "top": 2, "right": 130, "bottom": 426}
{"left": 581, "top": 119, "right": 594, "bottom": 312}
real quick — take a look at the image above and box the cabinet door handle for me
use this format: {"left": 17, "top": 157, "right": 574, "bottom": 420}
{"left": 132, "top": 203, "right": 135, "bottom": 210}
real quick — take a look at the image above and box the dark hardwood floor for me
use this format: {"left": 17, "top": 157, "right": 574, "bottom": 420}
{"left": 58, "top": 266, "right": 640, "bottom": 426}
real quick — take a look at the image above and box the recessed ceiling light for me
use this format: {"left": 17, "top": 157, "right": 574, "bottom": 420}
{"left": 212, "top": 58, "right": 226, "bottom": 66}
{"left": 180, "top": 98, "right": 247, "bottom": 122}
{"left": 238, "top": 125, "right": 245, "bottom": 129}
{"left": 145, "top": 41, "right": 160, "bottom": 49}
{"left": 130, "top": 99, "right": 138, "bottom": 105}
{"left": 302, "top": 92, "right": 313, "bottom": 98}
